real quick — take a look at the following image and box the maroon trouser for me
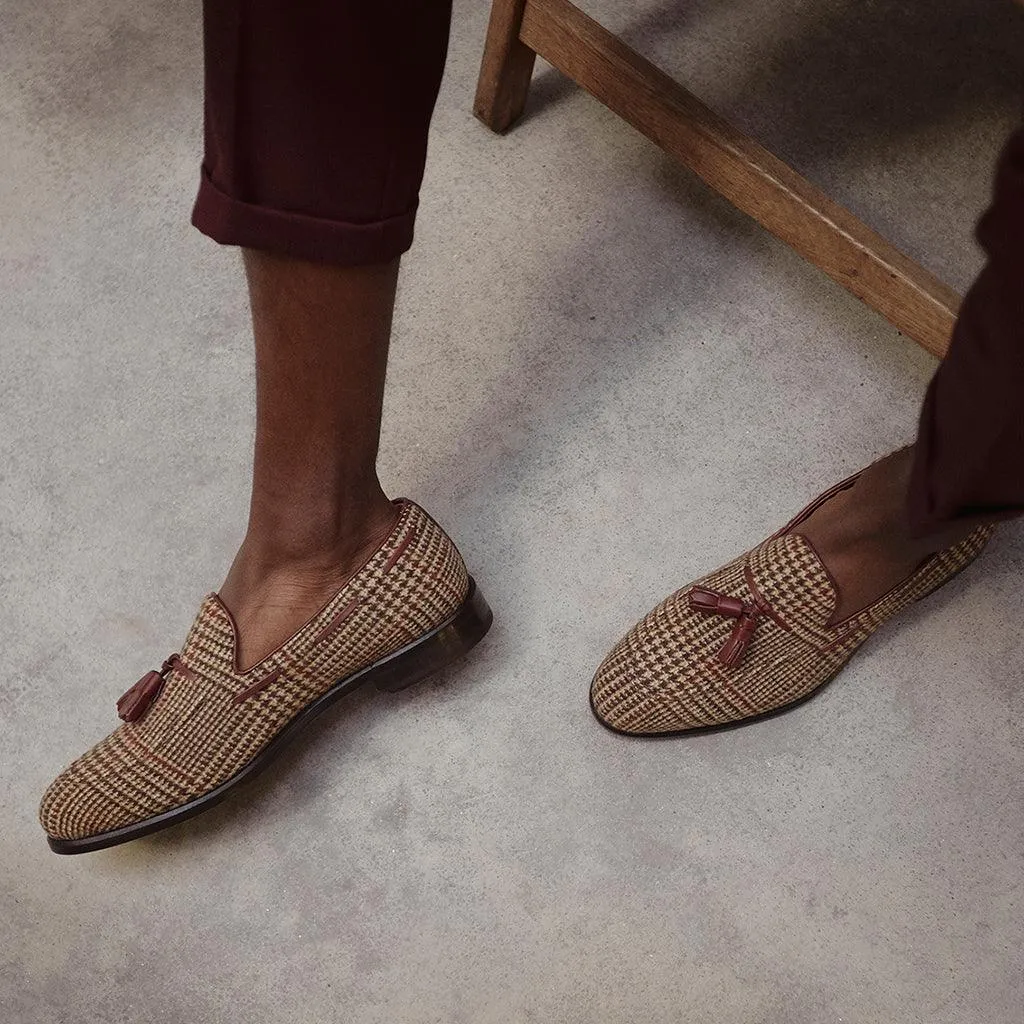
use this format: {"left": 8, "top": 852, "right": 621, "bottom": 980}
{"left": 192, "top": 1, "right": 453, "bottom": 264}
{"left": 909, "top": 129, "right": 1024, "bottom": 532}
{"left": 191, "top": 2, "right": 1023, "bottom": 535}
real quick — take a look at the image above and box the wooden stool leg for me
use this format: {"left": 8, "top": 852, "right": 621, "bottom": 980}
{"left": 517, "top": 0, "right": 959, "bottom": 356}
{"left": 474, "top": 0, "right": 538, "bottom": 132}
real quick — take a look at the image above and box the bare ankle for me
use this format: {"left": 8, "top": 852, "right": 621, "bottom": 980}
{"left": 218, "top": 499, "right": 401, "bottom": 670}
{"left": 241, "top": 492, "right": 399, "bottom": 567}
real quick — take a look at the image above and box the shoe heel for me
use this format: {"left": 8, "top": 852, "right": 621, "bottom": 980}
{"left": 373, "top": 578, "right": 493, "bottom": 693}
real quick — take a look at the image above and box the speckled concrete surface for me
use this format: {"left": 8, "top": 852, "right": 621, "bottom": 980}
{"left": 2, "top": 2, "right": 1022, "bottom": 1022}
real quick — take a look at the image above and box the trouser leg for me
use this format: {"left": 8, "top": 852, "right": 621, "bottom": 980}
{"left": 909, "top": 126, "right": 1024, "bottom": 532}
{"left": 192, "top": 0, "right": 454, "bottom": 265}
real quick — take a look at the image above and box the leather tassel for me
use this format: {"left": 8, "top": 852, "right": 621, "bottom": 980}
{"left": 690, "top": 586, "right": 769, "bottom": 669}
{"left": 689, "top": 588, "right": 745, "bottom": 618}
{"left": 116, "top": 670, "right": 165, "bottom": 723}
{"left": 716, "top": 612, "right": 759, "bottom": 668}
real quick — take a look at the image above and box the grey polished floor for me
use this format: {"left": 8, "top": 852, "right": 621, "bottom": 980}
{"left": 2, "top": 2, "right": 1022, "bottom": 1022}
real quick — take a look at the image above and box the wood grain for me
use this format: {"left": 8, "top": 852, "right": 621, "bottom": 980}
{"left": 474, "top": 0, "right": 538, "bottom": 133}
{"left": 517, "top": 0, "right": 959, "bottom": 357}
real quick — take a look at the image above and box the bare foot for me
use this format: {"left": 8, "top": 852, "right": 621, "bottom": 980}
{"left": 797, "top": 448, "right": 977, "bottom": 624}
{"left": 217, "top": 498, "right": 400, "bottom": 671}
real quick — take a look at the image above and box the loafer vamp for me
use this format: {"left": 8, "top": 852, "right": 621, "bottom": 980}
{"left": 592, "top": 527, "right": 993, "bottom": 735}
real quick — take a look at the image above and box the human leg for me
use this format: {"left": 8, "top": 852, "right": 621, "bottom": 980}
{"left": 195, "top": 0, "right": 455, "bottom": 668}
{"left": 39, "top": 0, "right": 490, "bottom": 851}
{"left": 219, "top": 252, "right": 401, "bottom": 671}
{"left": 591, "top": 125, "right": 1024, "bottom": 735}
{"left": 796, "top": 127, "right": 1024, "bottom": 623}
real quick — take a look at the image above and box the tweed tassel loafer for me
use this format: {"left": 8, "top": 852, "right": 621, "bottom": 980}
{"left": 40, "top": 500, "right": 492, "bottom": 854}
{"left": 590, "top": 477, "right": 994, "bottom": 736}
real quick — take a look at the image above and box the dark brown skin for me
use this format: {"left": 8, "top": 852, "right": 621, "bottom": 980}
{"left": 216, "top": 249, "right": 985, "bottom": 667}
{"left": 798, "top": 446, "right": 978, "bottom": 624}
{"left": 218, "top": 250, "right": 401, "bottom": 671}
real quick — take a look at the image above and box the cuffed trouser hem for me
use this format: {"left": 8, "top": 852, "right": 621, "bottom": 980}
{"left": 906, "top": 125, "right": 1024, "bottom": 537}
{"left": 191, "top": 169, "right": 416, "bottom": 267}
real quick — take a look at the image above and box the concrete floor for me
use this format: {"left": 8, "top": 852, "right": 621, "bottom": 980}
{"left": 2, "top": 1, "right": 1022, "bottom": 1021}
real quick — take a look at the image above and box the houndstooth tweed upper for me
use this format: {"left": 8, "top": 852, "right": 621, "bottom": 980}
{"left": 40, "top": 501, "right": 469, "bottom": 841}
{"left": 590, "top": 525, "right": 993, "bottom": 735}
